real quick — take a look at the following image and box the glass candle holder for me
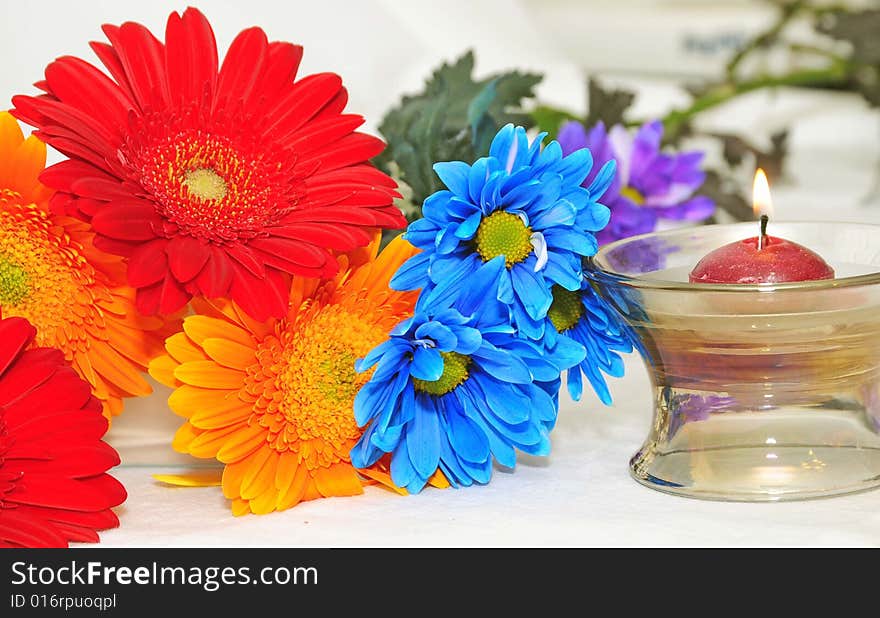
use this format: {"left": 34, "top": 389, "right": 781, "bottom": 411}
{"left": 588, "top": 222, "right": 880, "bottom": 501}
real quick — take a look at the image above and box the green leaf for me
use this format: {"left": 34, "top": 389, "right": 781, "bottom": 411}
{"left": 376, "top": 51, "right": 542, "bottom": 205}
{"left": 585, "top": 78, "right": 636, "bottom": 127}
{"left": 530, "top": 105, "right": 580, "bottom": 137}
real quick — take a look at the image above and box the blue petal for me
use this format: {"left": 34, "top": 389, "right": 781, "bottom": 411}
{"left": 544, "top": 228, "right": 598, "bottom": 256}
{"left": 576, "top": 202, "right": 611, "bottom": 232}
{"left": 453, "top": 326, "right": 482, "bottom": 355}
{"left": 390, "top": 437, "right": 419, "bottom": 490}
{"left": 530, "top": 199, "right": 577, "bottom": 229}
{"left": 350, "top": 427, "right": 380, "bottom": 468}
{"left": 587, "top": 159, "right": 617, "bottom": 199}
{"left": 454, "top": 211, "right": 483, "bottom": 239}
{"left": 460, "top": 397, "right": 518, "bottom": 468}
{"left": 468, "top": 157, "right": 491, "bottom": 204}
{"left": 511, "top": 265, "right": 553, "bottom": 320}
{"left": 543, "top": 251, "right": 582, "bottom": 291}
{"left": 434, "top": 161, "right": 472, "bottom": 197}
{"left": 421, "top": 191, "right": 456, "bottom": 222}
{"left": 454, "top": 256, "right": 504, "bottom": 316}
{"left": 555, "top": 147, "right": 594, "bottom": 187}
{"left": 415, "top": 320, "right": 458, "bottom": 350}
{"left": 411, "top": 346, "right": 443, "bottom": 381}
{"left": 447, "top": 409, "right": 490, "bottom": 464}
{"left": 390, "top": 253, "right": 430, "bottom": 291}
{"left": 488, "top": 123, "right": 516, "bottom": 162}
{"left": 497, "top": 267, "right": 515, "bottom": 304}
{"left": 470, "top": 373, "right": 531, "bottom": 424}
{"left": 551, "top": 333, "right": 587, "bottom": 371}
{"left": 406, "top": 399, "right": 443, "bottom": 481}
{"left": 472, "top": 343, "right": 533, "bottom": 384}
{"left": 435, "top": 224, "right": 461, "bottom": 255}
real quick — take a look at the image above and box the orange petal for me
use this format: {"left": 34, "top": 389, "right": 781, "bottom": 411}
{"left": 167, "top": 384, "right": 241, "bottom": 419}
{"left": 165, "top": 332, "right": 208, "bottom": 364}
{"left": 174, "top": 360, "right": 245, "bottom": 389}
{"left": 358, "top": 467, "right": 408, "bottom": 496}
{"left": 201, "top": 337, "right": 257, "bottom": 371}
{"left": 222, "top": 459, "right": 249, "bottom": 499}
{"left": 184, "top": 315, "right": 253, "bottom": 347}
{"left": 276, "top": 462, "right": 310, "bottom": 511}
{"left": 148, "top": 354, "right": 181, "bottom": 388}
{"left": 0, "top": 111, "right": 24, "bottom": 161}
{"left": 231, "top": 498, "right": 251, "bottom": 517}
{"left": 89, "top": 341, "right": 152, "bottom": 396}
{"left": 239, "top": 447, "right": 279, "bottom": 501}
{"left": 187, "top": 424, "right": 242, "bottom": 459}
{"left": 427, "top": 468, "right": 451, "bottom": 489}
{"left": 172, "top": 423, "right": 202, "bottom": 452}
{"left": 249, "top": 486, "right": 279, "bottom": 515}
{"left": 216, "top": 423, "right": 267, "bottom": 464}
{"left": 314, "top": 463, "right": 364, "bottom": 498}
{"left": 189, "top": 399, "right": 252, "bottom": 430}
{"left": 274, "top": 451, "right": 300, "bottom": 493}
{"left": 153, "top": 470, "right": 223, "bottom": 487}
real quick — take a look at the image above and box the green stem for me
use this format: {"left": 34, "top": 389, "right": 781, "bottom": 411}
{"left": 726, "top": 0, "right": 806, "bottom": 78}
{"left": 660, "top": 66, "right": 852, "bottom": 137}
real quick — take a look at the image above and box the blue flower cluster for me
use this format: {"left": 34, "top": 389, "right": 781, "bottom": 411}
{"left": 351, "top": 124, "right": 632, "bottom": 492}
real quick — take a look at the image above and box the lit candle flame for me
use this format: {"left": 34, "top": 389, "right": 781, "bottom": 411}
{"left": 752, "top": 168, "right": 773, "bottom": 218}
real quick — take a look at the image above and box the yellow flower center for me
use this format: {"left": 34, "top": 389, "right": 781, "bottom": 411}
{"left": 183, "top": 168, "right": 228, "bottom": 201}
{"left": 547, "top": 285, "right": 584, "bottom": 333}
{"left": 413, "top": 351, "right": 471, "bottom": 396}
{"left": 474, "top": 211, "right": 533, "bottom": 268}
{"left": 248, "top": 305, "right": 389, "bottom": 466}
{"left": 0, "top": 256, "right": 29, "bottom": 305}
{"left": 0, "top": 197, "right": 99, "bottom": 345}
{"left": 620, "top": 186, "right": 645, "bottom": 206}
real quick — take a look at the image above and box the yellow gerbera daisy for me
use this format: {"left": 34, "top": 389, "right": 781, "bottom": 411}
{"left": 149, "top": 236, "right": 437, "bottom": 515}
{"left": 0, "top": 112, "right": 174, "bottom": 418}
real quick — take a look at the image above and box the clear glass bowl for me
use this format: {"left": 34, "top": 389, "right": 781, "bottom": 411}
{"left": 587, "top": 221, "right": 880, "bottom": 501}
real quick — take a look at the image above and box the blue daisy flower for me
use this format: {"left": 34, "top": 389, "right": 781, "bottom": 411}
{"left": 544, "top": 281, "right": 633, "bottom": 405}
{"left": 390, "top": 123, "right": 616, "bottom": 340}
{"left": 351, "top": 257, "right": 584, "bottom": 492}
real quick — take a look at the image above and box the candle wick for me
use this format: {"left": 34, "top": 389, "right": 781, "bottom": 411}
{"left": 758, "top": 215, "right": 769, "bottom": 251}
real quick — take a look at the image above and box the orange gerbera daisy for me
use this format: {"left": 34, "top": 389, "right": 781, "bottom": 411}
{"left": 149, "top": 236, "right": 428, "bottom": 515}
{"left": 0, "top": 112, "right": 173, "bottom": 418}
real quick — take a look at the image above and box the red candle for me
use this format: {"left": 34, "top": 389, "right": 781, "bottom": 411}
{"left": 689, "top": 169, "right": 834, "bottom": 284}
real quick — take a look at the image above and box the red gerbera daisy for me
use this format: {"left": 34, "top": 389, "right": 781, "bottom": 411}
{"left": 12, "top": 7, "right": 405, "bottom": 320}
{"left": 0, "top": 315, "right": 126, "bottom": 547}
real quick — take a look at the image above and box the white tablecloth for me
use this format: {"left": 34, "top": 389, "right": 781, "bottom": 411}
{"left": 98, "top": 355, "right": 880, "bottom": 548}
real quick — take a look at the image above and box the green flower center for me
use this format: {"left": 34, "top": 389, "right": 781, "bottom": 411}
{"left": 547, "top": 285, "right": 584, "bottom": 332}
{"left": 0, "top": 256, "right": 30, "bottom": 306}
{"left": 474, "top": 211, "right": 533, "bottom": 268}
{"left": 183, "top": 168, "right": 228, "bottom": 201}
{"left": 413, "top": 351, "right": 471, "bottom": 396}
{"left": 620, "top": 186, "right": 645, "bottom": 206}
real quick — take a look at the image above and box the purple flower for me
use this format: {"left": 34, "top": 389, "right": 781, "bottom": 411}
{"left": 558, "top": 120, "right": 714, "bottom": 245}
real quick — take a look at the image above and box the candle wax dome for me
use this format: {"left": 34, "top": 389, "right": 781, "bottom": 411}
{"left": 689, "top": 235, "right": 835, "bottom": 284}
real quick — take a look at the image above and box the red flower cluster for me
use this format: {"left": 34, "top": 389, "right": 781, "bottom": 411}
{"left": 13, "top": 7, "right": 405, "bottom": 320}
{"left": 0, "top": 316, "right": 126, "bottom": 547}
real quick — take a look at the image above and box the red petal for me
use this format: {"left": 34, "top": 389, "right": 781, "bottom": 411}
{"left": 41, "top": 159, "right": 113, "bottom": 192}
{"left": 0, "top": 511, "right": 69, "bottom": 548}
{"left": 91, "top": 201, "right": 162, "bottom": 240}
{"left": 268, "top": 223, "right": 371, "bottom": 251}
{"left": 229, "top": 263, "right": 289, "bottom": 321}
{"left": 254, "top": 42, "right": 303, "bottom": 103}
{"left": 248, "top": 236, "right": 329, "bottom": 270}
{"left": 137, "top": 275, "right": 190, "bottom": 315}
{"left": 166, "top": 236, "right": 210, "bottom": 282}
{"left": 286, "top": 114, "right": 365, "bottom": 155}
{"left": 194, "top": 247, "right": 234, "bottom": 297}
{"left": 89, "top": 39, "right": 137, "bottom": 104}
{"left": 215, "top": 27, "right": 268, "bottom": 110}
{"left": 296, "top": 132, "right": 386, "bottom": 173}
{"left": 9, "top": 473, "right": 125, "bottom": 511}
{"left": 164, "top": 7, "right": 218, "bottom": 104}
{"left": 0, "top": 317, "right": 36, "bottom": 377}
{"left": 0, "top": 350, "right": 60, "bottom": 407}
{"left": 101, "top": 21, "right": 170, "bottom": 110}
{"left": 127, "top": 239, "right": 169, "bottom": 287}
{"left": 266, "top": 73, "right": 342, "bottom": 138}
{"left": 226, "top": 244, "right": 266, "bottom": 279}
{"left": 44, "top": 56, "right": 131, "bottom": 133}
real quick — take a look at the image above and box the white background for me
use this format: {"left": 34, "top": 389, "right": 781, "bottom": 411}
{"left": 2, "top": 0, "right": 880, "bottom": 546}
